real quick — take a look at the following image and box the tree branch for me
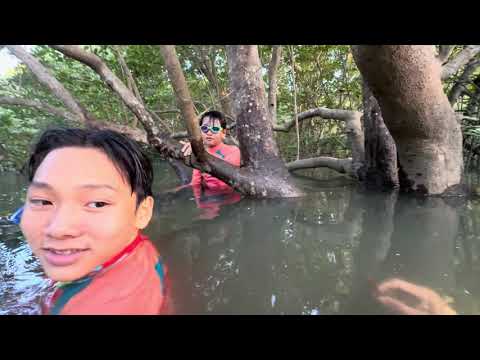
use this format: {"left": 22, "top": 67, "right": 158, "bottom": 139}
{"left": 286, "top": 156, "right": 354, "bottom": 176}
{"left": 0, "top": 95, "right": 79, "bottom": 123}
{"left": 441, "top": 45, "right": 480, "bottom": 81}
{"left": 6, "top": 45, "right": 97, "bottom": 126}
{"left": 275, "top": 107, "right": 364, "bottom": 168}
{"left": 273, "top": 107, "right": 361, "bottom": 131}
{"left": 437, "top": 45, "right": 454, "bottom": 64}
{"left": 26, "top": 50, "right": 233, "bottom": 180}
{"left": 49, "top": 45, "right": 177, "bottom": 150}
{"left": 448, "top": 58, "right": 480, "bottom": 105}
{"left": 159, "top": 45, "right": 208, "bottom": 163}
{"left": 267, "top": 45, "right": 282, "bottom": 125}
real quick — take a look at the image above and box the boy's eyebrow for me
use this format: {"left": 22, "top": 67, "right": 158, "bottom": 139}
{"left": 76, "top": 184, "right": 118, "bottom": 192}
{"left": 30, "top": 181, "right": 53, "bottom": 190}
{"left": 30, "top": 181, "right": 117, "bottom": 192}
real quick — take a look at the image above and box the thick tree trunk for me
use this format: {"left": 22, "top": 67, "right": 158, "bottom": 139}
{"left": 226, "top": 45, "right": 303, "bottom": 197}
{"left": 361, "top": 81, "right": 399, "bottom": 189}
{"left": 353, "top": 45, "right": 463, "bottom": 195}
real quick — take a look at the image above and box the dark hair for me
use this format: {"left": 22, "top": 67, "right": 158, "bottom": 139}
{"left": 26, "top": 127, "right": 153, "bottom": 207}
{"left": 199, "top": 110, "right": 227, "bottom": 129}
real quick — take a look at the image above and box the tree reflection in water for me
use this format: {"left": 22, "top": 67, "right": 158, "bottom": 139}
{"left": 148, "top": 182, "right": 479, "bottom": 315}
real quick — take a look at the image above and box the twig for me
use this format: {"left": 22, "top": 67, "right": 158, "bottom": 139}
{"left": 289, "top": 45, "right": 300, "bottom": 161}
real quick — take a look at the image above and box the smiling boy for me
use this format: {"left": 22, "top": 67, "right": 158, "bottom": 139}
{"left": 20, "top": 128, "right": 167, "bottom": 315}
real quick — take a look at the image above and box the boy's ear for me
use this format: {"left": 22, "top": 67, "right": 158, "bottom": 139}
{"left": 135, "top": 196, "right": 154, "bottom": 229}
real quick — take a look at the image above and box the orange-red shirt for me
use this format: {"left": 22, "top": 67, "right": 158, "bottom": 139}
{"left": 191, "top": 143, "right": 241, "bottom": 191}
{"left": 43, "top": 233, "right": 167, "bottom": 315}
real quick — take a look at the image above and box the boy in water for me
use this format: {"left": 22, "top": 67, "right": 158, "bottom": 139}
{"left": 181, "top": 110, "right": 241, "bottom": 191}
{"left": 20, "top": 128, "right": 167, "bottom": 315}
{"left": 180, "top": 111, "right": 241, "bottom": 218}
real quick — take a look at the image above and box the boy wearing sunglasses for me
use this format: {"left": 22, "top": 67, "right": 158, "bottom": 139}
{"left": 181, "top": 111, "right": 241, "bottom": 193}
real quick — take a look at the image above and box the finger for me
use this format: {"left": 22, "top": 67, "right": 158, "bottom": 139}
{"left": 377, "top": 278, "right": 431, "bottom": 299}
{"left": 182, "top": 146, "right": 191, "bottom": 156}
{"left": 376, "top": 296, "right": 425, "bottom": 315}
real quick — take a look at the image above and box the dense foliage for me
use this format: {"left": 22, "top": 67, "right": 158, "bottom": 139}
{"left": 0, "top": 45, "right": 479, "bottom": 172}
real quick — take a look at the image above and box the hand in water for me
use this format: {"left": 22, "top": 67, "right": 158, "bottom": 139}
{"left": 180, "top": 141, "right": 192, "bottom": 157}
{"left": 375, "top": 278, "right": 456, "bottom": 315}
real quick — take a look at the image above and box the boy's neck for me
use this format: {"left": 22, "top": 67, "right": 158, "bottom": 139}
{"left": 207, "top": 142, "right": 224, "bottom": 152}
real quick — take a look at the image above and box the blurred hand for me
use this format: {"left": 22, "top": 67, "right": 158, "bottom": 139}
{"left": 375, "top": 278, "right": 456, "bottom": 315}
{"left": 180, "top": 140, "right": 192, "bottom": 157}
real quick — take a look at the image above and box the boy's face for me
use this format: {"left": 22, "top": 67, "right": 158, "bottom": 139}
{"left": 20, "top": 147, "right": 153, "bottom": 282}
{"left": 201, "top": 116, "right": 225, "bottom": 148}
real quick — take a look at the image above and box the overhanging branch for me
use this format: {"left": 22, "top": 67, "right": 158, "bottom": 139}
{"left": 441, "top": 45, "right": 480, "bottom": 81}
{"left": 0, "top": 96, "right": 79, "bottom": 123}
{"left": 286, "top": 156, "right": 354, "bottom": 176}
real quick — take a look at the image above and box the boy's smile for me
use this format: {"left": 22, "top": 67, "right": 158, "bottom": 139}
{"left": 20, "top": 147, "right": 153, "bottom": 282}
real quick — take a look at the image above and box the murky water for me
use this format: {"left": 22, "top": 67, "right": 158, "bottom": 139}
{"left": 2, "top": 159, "right": 480, "bottom": 314}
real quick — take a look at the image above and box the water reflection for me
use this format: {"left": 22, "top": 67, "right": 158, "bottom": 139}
{"left": 1, "top": 162, "right": 480, "bottom": 314}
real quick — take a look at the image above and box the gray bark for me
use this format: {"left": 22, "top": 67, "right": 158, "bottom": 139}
{"left": 441, "top": 45, "right": 480, "bottom": 81}
{"left": 159, "top": 45, "right": 208, "bottom": 164}
{"left": 437, "top": 45, "right": 454, "bottom": 64}
{"left": 361, "top": 81, "right": 399, "bottom": 189}
{"left": 448, "top": 59, "right": 480, "bottom": 105}
{"left": 226, "top": 45, "right": 303, "bottom": 197}
{"left": 267, "top": 45, "right": 282, "bottom": 125}
{"left": 353, "top": 45, "right": 463, "bottom": 195}
{"left": 286, "top": 156, "right": 354, "bottom": 175}
{"left": 274, "top": 107, "right": 364, "bottom": 172}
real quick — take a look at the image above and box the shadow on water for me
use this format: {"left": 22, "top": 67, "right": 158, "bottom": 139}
{"left": 2, "top": 160, "right": 480, "bottom": 314}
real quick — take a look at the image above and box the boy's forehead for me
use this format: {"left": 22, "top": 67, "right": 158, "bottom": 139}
{"left": 201, "top": 116, "right": 221, "bottom": 126}
{"left": 33, "top": 147, "right": 128, "bottom": 189}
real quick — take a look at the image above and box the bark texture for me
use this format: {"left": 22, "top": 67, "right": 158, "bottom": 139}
{"left": 353, "top": 45, "right": 463, "bottom": 195}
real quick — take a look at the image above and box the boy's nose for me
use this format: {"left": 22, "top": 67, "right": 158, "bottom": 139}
{"left": 44, "top": 206, "right": 82, "bottom": 239}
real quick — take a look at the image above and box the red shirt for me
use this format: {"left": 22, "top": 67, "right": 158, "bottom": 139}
{"left": 190, "top": 143, "right": 241, "bottom": 191}
{"left": 42, "top": 234, "right": 168, "bottom": 315}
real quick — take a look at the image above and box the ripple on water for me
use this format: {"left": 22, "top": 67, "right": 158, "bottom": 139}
{"left": 0, "top": 226, "right": 52, "bottom": 315}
